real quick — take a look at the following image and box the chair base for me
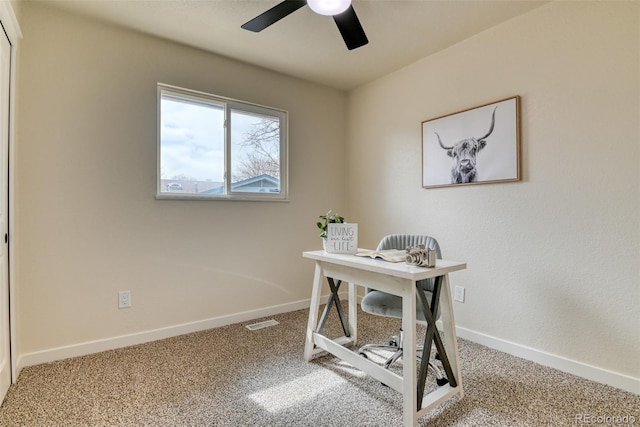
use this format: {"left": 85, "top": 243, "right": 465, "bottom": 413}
{"left": 357, "top": 330, "right": 449, "bottom": 387}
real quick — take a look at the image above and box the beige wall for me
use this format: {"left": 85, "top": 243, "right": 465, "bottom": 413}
{"left": 15, "top": 3, "right": 346, "bottom": 357}
{"left": 347, "top": 1, "right": 639, "bottom": 382}
{"left": 9, "top": 0, "right": 20, "bottom": 23}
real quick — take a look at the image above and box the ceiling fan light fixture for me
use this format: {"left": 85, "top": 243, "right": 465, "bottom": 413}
{"left": 307, "top": 0, "right": 351, "bottom": 16}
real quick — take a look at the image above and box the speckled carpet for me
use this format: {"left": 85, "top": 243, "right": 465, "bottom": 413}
{"left": 0, "top": 306, "right": 637, "bottom": 426}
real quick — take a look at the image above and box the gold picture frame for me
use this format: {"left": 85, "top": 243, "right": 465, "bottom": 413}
{"left": 422, "top": 96, "right": 521, "bottom": 189}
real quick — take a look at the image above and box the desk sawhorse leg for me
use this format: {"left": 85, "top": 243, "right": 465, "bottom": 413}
{"left": 413, "top": 273, "right": 464, "bottom": 422}
{"left": 304, "top": 264, "right": 357, "bottom": 361}
{"left": 316, "top": 277, "right": 350, "bottom": 338}
{"left": 416, "top": 276, "right": 459, "bottom": 408}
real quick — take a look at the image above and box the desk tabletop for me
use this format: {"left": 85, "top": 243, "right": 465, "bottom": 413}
{"left": 303, "top": 250, "right": 466, "bottom": 281}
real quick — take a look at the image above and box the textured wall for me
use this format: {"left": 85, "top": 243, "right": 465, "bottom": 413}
{"left": 15, "top": 3, "right": 346, "bottom": 356}
{"left": 347, "top": 1, "right": 639, "bottom": 380}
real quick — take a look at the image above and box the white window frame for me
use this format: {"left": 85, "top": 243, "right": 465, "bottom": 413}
{"left": 156, "top": 83, "right": 289, "bottom": 201}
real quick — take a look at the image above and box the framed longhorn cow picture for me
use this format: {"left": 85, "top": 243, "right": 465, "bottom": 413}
{"left": 422, "top": 96, "right": 521, "bottom": 188}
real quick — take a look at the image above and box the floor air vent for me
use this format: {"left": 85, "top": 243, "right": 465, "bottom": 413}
{"left": 245, "top": 319, "right": 279, "bottom": 331}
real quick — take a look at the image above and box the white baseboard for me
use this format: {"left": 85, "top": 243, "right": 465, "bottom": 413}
{"left": 453, "top": 324, "right": 640, "bottom": 395}
{"left": 16, "top": 295, "right": 639, "bottom": 396}
{"left": 16, "top": 296, "right": 331, "bottom": 377}
{"left": 362, "top": 292, "right": 639, "bottom": 395}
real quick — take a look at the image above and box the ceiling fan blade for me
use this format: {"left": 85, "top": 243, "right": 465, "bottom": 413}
{"left": 333, "top": 5, "right": 368, "bottom": 50}
{"left": 241, "top": 1, "right": 307, "bottom": 32}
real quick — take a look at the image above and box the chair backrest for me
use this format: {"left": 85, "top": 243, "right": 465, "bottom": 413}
{"left": 375, "top": 234, "right": 442, "bottom": 292}
{"left": 376, "top": 234, "right": 441, "bottom": 258}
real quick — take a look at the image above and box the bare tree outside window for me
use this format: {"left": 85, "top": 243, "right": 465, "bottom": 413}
{"left": 232, "top": 116, "right": 281, "bottom": 182}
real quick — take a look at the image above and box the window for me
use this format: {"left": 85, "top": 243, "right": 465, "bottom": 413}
{"left": 157, "top": 84, "right": 288, "bottom": 201}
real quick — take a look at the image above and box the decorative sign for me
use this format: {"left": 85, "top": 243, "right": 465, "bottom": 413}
{"left": 325, "top": 223, "right": 358, "bottom": 254}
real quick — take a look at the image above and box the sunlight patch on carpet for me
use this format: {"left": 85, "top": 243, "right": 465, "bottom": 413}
{"left": 249, "top": 370, "right": 346, "bottom": 412}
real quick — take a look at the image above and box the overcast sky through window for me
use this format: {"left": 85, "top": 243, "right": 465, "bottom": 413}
{"left": 160, "top": 97, "right": 224, "bottom": 182}
{"left": 161, "top": 98, "right": 266, "bottom": 183}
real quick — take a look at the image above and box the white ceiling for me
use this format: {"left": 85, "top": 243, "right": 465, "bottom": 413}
{"left": 42, "top": 0, "right": 548, "bottom": 91}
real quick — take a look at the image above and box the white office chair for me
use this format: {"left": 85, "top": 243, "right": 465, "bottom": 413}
{"left": 358, "top": 234, "right": 448, "bottom": 386}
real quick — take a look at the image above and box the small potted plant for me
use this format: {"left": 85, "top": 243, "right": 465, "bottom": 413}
{"left": 317, "top": 210, "right": 344, "bottom": 250}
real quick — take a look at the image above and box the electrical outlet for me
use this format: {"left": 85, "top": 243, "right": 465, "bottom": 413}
{"left": 118, "top": 290, "right": 132, "bottom": 309}
{"left": 454, "top": 286, "right": 465, "bottom": 303}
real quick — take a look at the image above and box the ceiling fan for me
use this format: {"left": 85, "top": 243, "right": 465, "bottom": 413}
{"left": 241, "top": 0, "right": 368, "bottom": 51}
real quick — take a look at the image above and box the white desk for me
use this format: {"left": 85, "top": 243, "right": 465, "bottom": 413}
{"left": 303, "top": 250, "right": 466, "bottom": 427}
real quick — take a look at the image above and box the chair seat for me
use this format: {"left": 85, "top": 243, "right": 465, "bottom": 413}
{"left": 361, "top": 289, "right": 434, "bottom": 323}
